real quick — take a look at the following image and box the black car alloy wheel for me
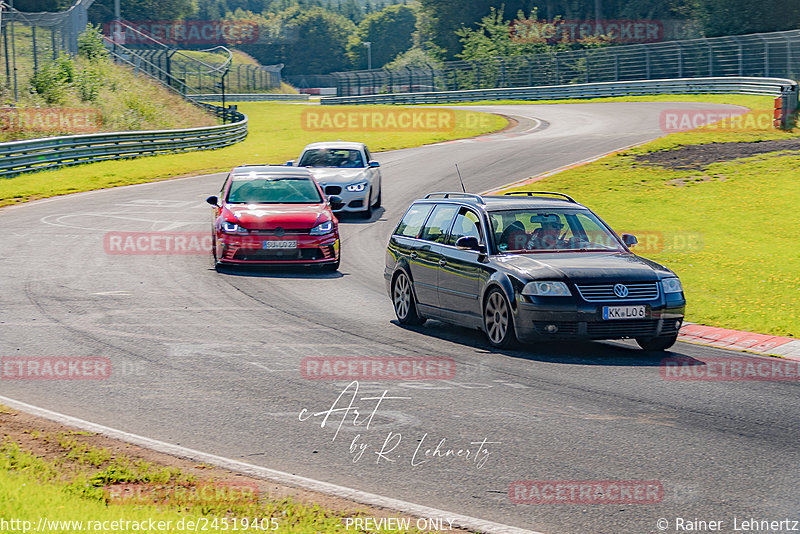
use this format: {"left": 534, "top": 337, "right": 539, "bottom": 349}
{"left": 392, "top": 271, "right": 425, "bottom": 325}
{"left": 484, "top": 288, "right": 516, "bottom": 348}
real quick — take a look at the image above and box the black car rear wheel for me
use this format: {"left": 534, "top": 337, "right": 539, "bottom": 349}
{"left": 483, "top": 288, "right": 517, "bottom": 348}
{"left": 392, "top": 271, "right": 425, "bottom": 325}
{"left": 636, "top": 334, "right": 678, "bottom": 351}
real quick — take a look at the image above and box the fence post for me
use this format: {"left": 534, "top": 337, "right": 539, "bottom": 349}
{"left": 554, "top": 53, "right": 560, "bottom": 84}
{"left": 707, "top": 40, "right": 713, "bottom": 76}
{"left": 585, "top": 50, "right": 590, "bottom": 82}
{"left": 760, "top": 36, "right": 770, "bottom": 76}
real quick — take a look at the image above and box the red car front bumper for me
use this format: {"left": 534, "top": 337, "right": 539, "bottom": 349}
{"left": 215, "top": 233, "right": 340, "bottom": 265}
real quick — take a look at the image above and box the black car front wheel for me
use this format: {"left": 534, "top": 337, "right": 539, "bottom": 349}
{"left": 392, "top": 271, "right": 425, "bottom": 325}
{"left": 483, "top": 288, "right": 517, "bottom": 348}
{"left": 636, "top": 334, "right": 678, "bottom": 352}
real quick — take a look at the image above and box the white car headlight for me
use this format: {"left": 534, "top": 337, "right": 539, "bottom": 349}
{"left": 346, "top": 182, "right": 367, "bottom": 192}
{"left": 310, "top": 220, "right": 334, "bottom": 235}
{"left": 662, "top": 277, "right": 683, "bottom": 294}
{"left": 522, "top": 281, "right": 572, "bottom": 297}
{"left": 222, "top": 221, "right": 245, "bottom": 234}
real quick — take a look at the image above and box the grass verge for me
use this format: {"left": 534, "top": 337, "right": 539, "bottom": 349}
{"left": 0, "top": 103, "right": 506, "bottom": 207}
{"left": 503, "top": 95, "right": 800, "bottom": 336}
{"left": 0, "top": 405, "right": 461, "bottom": 533}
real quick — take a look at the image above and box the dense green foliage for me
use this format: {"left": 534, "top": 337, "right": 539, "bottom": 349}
{"left": 20, "top": 0, "right": 800, "bottom": 74}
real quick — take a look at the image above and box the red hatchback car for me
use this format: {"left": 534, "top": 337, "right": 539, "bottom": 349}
{"left": 206, "top": 166, "right": 342, "bottom": 270}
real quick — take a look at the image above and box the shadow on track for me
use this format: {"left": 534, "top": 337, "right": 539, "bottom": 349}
{"left": 212, "top": 264, "right": 345, "bottom": 279}
{"left": 391, "top": 318, "right": 696, "bottom": 367}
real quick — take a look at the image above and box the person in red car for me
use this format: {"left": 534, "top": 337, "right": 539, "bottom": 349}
{"left": 206, "top": 166, "right": 342, "bottom": 271}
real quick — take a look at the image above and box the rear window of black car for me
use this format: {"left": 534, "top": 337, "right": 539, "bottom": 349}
{"left": 395, "top": 203, "right": 433, "bottom": 237}
{"left": 420, "top": 204, "right": 459, "bottom": 243}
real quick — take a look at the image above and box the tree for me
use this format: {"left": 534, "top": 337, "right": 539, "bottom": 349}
{"left": 235, "top": 6, "right": 356, "bottom": 74}
{"left": 347, "top": 3, "right": 415, "bottom": 69}
{"left": 88, "top": 0, "right": 197, "bottom": 24}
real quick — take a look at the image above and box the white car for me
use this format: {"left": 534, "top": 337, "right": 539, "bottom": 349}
{"left": 287, "top": 141, "right": 382, "bottom": 218}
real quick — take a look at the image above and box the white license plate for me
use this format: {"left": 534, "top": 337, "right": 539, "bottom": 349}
{"left": 263, "top": 240, "right": 297, "bottom": 249}
{"left": 603, "top": 305, "right": 646, "bottom": 320}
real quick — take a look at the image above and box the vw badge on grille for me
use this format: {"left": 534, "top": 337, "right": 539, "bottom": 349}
{"left": 275, "top": 227, "right": 285, "bottom": 237}
{"left": 613, "top": 284, "right": 629, "bottom": 298}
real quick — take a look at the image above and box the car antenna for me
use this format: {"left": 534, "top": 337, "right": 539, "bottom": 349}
{"left": 455, "top": 164, "right": 466, "bottom": 193}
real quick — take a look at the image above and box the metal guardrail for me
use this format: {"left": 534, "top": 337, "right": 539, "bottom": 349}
{"left": 0, "top": 106, "right": 247, "bottom": 178}
{"left": 189, "top": 93, "right": 309, "bottom": 102}
{"left": 321, "top": 76, "right": 799, "bottom": 129}
{"left": 321, "top": 77, "right": 798, "bottom": 106}
{"left": 330, "top": 29, "right": 800, "bottom": 97}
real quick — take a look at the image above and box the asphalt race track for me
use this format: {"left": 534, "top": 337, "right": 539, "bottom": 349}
{"left": 2, "top": 102, "right": 799, "bottom": 533}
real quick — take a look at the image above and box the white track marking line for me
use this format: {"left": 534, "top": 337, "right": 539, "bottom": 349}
{"left": 0, "top": 395, "right": 544, "bottom": 534}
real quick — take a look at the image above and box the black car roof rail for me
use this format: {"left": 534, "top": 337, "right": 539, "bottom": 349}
{"left": 424, "top": 192, "right": 486, "bottom": 204}
{"left": 503, "top": 191, "right": 577, "bottom": 203}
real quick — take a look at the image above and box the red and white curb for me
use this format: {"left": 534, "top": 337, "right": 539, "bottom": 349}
{"left": 678, "top": 322, "right": 800, "bottom": 361}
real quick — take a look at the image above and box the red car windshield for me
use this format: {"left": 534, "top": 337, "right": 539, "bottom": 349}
{"left": 490, "top": 209, "right": 624, "bottom": 253}
{"left": 226, "top": 175, "right": 322, "bottom": 204}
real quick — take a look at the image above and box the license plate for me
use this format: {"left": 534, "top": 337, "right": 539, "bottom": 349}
{"left": 603, "top": 305, "right": 646, "bottom": 320}
{"left": 263, "top": 240, "right": 297, "bottom": 249}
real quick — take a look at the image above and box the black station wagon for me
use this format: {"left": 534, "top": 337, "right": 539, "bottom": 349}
{"left": 384, "top": 192, "right": 686, "bottom": 351}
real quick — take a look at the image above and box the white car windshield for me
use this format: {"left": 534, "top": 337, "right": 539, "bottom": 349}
{"left": 299, "top": 149, "right": 364, "bottom": 168}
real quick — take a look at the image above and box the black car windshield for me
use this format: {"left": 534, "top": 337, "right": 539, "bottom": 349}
{"left": 298, "top": 148, "right": 364, "bottom": 168}
{"left": 226, "top": 174, "right": 322, "bottom": 204}
{"left": 489, "top": 209, "right": 624, "bottom": 253}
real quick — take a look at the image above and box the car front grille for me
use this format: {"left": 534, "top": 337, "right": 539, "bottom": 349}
{"left": 586, "top": 320, "right": 659, "bottom": 339}
{"left": 246, "top": 228, "right": 311, "bottom": 235}
{"left": 232, "top": 248, "right": 324, "bottom": 261}
{"left": 576, "top": 282, "right": 659, "bottom": 302}
{"left": 324, "top": 186, "right": 342, "bottom": 195}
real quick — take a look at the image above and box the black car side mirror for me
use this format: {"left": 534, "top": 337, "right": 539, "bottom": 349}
{"left": 328, "top": 195, "right": 345, "bottom": 211}
{"left": 455, "top": 236, "right": 482, "bottom": 251}
{"left": 206, "top": 196, "right": 219, "bottom": 207}
{"left": 621, "top": 233, "right": 638, "bottom": 247}
{"left": 368, "top": 160, "right": 380, "bottom": 168}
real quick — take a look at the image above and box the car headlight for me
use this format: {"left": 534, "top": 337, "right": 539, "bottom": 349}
{"left": 662, "top": 277, "right": 683, "bottom": 294}
{"left": 346, "top": 182, "right": 367, "bottom": 192}
{"left": 222, "top": 221, "right": 246, "bottom": 234}
{"left": 522, "top": 281, "right": 572, "bottom": 297}
{"left": 310, "top": 220, "right": 334, "bottom": 235}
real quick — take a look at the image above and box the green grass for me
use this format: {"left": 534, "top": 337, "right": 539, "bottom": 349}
{"left": 0, "top": 436, "right": 444, "bottom": 533}
{"left": 0, "top": 103, "right": 507, "bottom": 206}
{"left": 504, "top": 94, "right": 800, "bottom": 337}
